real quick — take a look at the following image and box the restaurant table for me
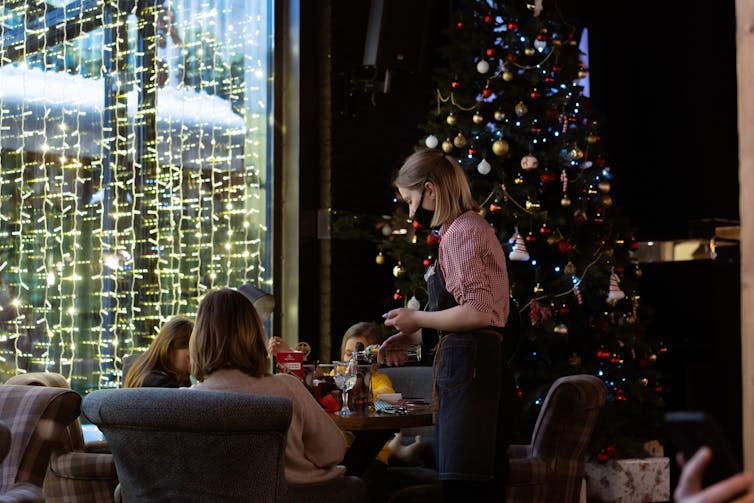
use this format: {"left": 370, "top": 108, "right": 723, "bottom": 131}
{"left": 329, "top": 406, "right": 434, "bottom": 477}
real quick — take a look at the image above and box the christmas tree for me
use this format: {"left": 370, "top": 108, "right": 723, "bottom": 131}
{"left": 378, "top": 0, "right": 666, "bottom": 460}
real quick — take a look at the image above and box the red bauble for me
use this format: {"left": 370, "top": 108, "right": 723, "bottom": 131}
{"left": 489, "top": 203, "right": 502, "bottom": 212}
{"left": 393, "top": 292, "right": 403, "bottom": 301}
{"left": 412, "top": 220, "right": 421, "bottom": 229}
{"left": 451, "top": 80, "right": 461, "bottom": 89}
{"left": 552, "top": 64, "right": 562, "bottom": 73}
{"left": 456, "top": 21, "right": 464, "bottom": 29}
{"left": 426, "top": 232, "right": 440, "bottom": 247}
{"left": 539, "top": 171, "right": 557, "bottom": 184}
{"left": 422, "top": 258, "right": 432, "bottom": 267}
{"left": 556, "top": 239, "right": 573, "bottom": 254}
{"left": 539, "top": 225, "right": 551, "bottom": 235}
{"left": 482, "top": 88, "right": 493, "bottom": 98}
{"left": 485, "top": 47, "right": 496, "bottom": 57}
{"left": 468, "top": 147, "right": 477, "bottom": 156}
{"left": 614, "top": 265, "right": 625, "bottom": 275}
{"left": 530, "top": 89, "right": 541, "bottom": 99}
{"left": 525, "top": 234, "right": 537, "bottom": 243}
{"left": 558, "top": 306, "right": 570, "bottom": 316}
{"left": 507, "top": 22, "right": 518, "bottom": 31}
{"left": 506, "top": 53, "right": 517, "bottom": 62}
{"left": 484, "top": 14, "right": 493, "bottom": 23}
{"left": 629, "top": 241, "right": 640, "bottom": 251}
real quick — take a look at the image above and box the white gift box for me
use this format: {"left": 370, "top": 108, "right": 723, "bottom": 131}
{"left": 585, "top": 457, "right": 670, "bottom": 502}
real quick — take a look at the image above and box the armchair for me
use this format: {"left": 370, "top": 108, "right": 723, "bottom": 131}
{"left": 6, "top": 372, "right": 118, "bottom": 503}
{"left": 82, "top": 387, "right": 292, "bottom": 503}
{"left": 0, "top": 384, "right": 81, "bottom": 502}
{"left": 507, "top": 374, "right": 607, "bottom": 503}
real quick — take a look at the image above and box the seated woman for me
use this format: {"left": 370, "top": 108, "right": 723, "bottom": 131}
{"left": 124, "top": 315, "right": 193, "bottom": 388}
{"left": 190, "top": 287, "right": 346, "bottom": 486}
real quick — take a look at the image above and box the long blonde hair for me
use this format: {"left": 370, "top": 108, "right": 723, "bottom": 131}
{"left": 124, "top": 316, "right": 193, "bottom": 388}
{"left": 190, "top": 287, "right": 270, "bottom": 381}
{"left": 393, "top": 149, "right": 478, "bottom": 227}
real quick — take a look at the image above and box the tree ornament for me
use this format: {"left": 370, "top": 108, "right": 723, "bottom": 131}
{"left": 407, "top": 295, "right": 421, "bottom": 310}
{"left": 375, "top": 251, "right": 385, "bottom": 265}
{"left": 393, "top": 263, "right": 405, "bottom": 278}
{"left": 446, "top": 113, "right": 457, "bottom": 126}
{"left": 568, "top": 146, "right": 584, "bottom": 160}
{"left": 482, "top": 87, "right": 493, "bottom": 98}
{"left": 586, "top": 134, "right": 599, "bottom": 144}
{"left": 524, "top": 47, "right": 535, "bottom": 56}
{"left": 515, "top": 101, "right": 528, "bottom": 117}
{"left": 477, "top": 158, "right": 491, "bottom": 175}
{"left": 442, "top": 138, "right": 454, "bottom": 153}
{"left": 453, "top": 132, "right": 467, "bottom": 148}
{"left": 525, "top": 198, "right": 540, "bottom": 210}
{"left": 485, "top": 47, "right": 496, "bottom": 57}
{"left": 381, "top": 224, "right": 392, "bottom": 236}
{"left": 472, "top": 111, "right": 484, "bottom": 124}
{"left": 476, "top": 59, "right": 490, "bottom": 74}
{"left": 600, "top": 194, "right": 613, "bottom": 207}
{"left": 557, "top": 239, "right": 573, "bottom": 254}
{"left": 502, "top": 70, "right": 514, "bottom": 82}
{"left": 598, "top": 181, "right": 611, "bottom": 193}
{"left": 393, "top": 290, "right": 403, "bottom": 301}
{"left": 578, "top": 67, "right": 588, "bottom": 79}
{"left": 606, "top": 268, "right": 626, "bottom": 305}
{"left": 492, "top": 139, "right": 510, "bottom": 156}
{"left": 426, "top": 231, "right": 440, "bottom": 247}
{"left": 564, "top": 261, "right": 577, "bottom": 275}
{"left": 494, "top": 109, "right": 506, "bottom": 121}
{"left": 525, "top": 233, "right": 537, "bottom": 243}
{"left": 573, "top": 209, "right": 588, "bottom": 225}
{"left": 509, "top": 234, "right": 530, "bottom": 261}
{"left": 520, "top": 154, "right": 538, "bottom": 171}
{"left": 553, "top": 323, "right": 568, "bottom": 335}
{"left": 568, "top": 352, "right": 582, "bottom": 368}
{"left": 530, "top": 88, "right": 541, "bottom": 99}
{"left": 451, "top": 80, "right": 461, "bottom": 89}
{"left": 484, "top": 13, "right": 493, "bottom": 24}
{"left": 561, "top": 196, "right": 571, "bottom": 207}
{"left": 422, "top": 257, "right": 433, "bottom": 267}
{"left": 425, "top": 134, "right": 439, "bottom": 149}
{"left": 534, "top": 38, "right": 547, "bottom": 51}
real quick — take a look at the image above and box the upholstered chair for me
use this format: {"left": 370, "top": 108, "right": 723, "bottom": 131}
{"left": 6, "top": 372, "right": 118, "bottom": 503}
{"left": 0, "top": 384, "right": 81, "bottom": 502}
{"left": 507, "top": 373, "right": 608, "bottom": 503}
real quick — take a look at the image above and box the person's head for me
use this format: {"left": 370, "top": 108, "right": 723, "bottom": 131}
{"left": 190, "top": 287, "right": 270, "bottom": 381}
{"left": 124, "top": 315, "right": 193, "bottom": 388}
{"left": 340, "top": 322, "right": 383, "bottom": 361}
{"left": 393, "top": 149, "right": 478, "bottom": 228}
{"left": 237, "top": 283, "right": 276, "bottom": 322}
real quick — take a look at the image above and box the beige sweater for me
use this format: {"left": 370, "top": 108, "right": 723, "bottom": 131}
{"left": 193, "top": 368, "right": 346, "bottom": 484}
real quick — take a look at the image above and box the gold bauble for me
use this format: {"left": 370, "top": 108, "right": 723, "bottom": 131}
{"left": 525, "top": 198, "right": 540, "bottom": 210}
{"left": 603, "top": 248, "right": 614, "bottom": 258}
{"left": 454, "top": 132, "right": 467, "bottom": 148}
{"left": 561, "top": 196, "right": 571, "bottom": 207}
{"left": 494, "top": 109, "right": 505, "bottom": 121}
{"left": 492, "top": 139, "right": 510, "bottom": 156}
{"left": 446, "top": 113, "right": 457, "bottom": 126}
{"left": 578, "top": 68, "right": 588, "bottom": 79}
{"left": 502, "top": 70, "right": 514, "bottom": 82}
{"left": 393, "top": 264, "right": 405, "bottom": 277}
{"left": 569, "top": 147, "right": 584, "bottom": 160}
{"left": 375, "top": 252, "right": 385, "bottom": 265}
{"left": 635, "top": 266, "right": 643, "bottom": 278}
{"left": 442, "top": 138, "right": 454, "bottom": 153}
{"left": 598, "top": 181, "right": 611, "bottom": 193}
{"left": 586, "top": 134, "right": 598, "bottom": 144}
{"left": 564, "top": 261, "right": 577, "bottom": 275}
{"left": 524, "top": 47, "right": 535, "bottom": 56}
{"left": 600, "top": 195, "right": 613, "bottom": 207}
{"left": 514, "top": 101, "right": 528, "bottom": 117}
{"left": 473, "top": 112, "right": 484, "bottom": 124}
{"left": 640, "top": 378, "right": 649, "bottom": 387}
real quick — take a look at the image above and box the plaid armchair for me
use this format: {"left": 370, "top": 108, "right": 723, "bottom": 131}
{"left": 6, "top": 372, "right": 118, "bottom": 503}
{"left": 507, "top": 374, "right": 607, "bottom": 503}
{"left": 0, "top": 384, "right": 81, "bottom": 502}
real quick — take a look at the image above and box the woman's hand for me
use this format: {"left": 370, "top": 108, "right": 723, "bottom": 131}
{"left": 675, "top": 447, "right": 754, "bottom": 503}
{"left": 378, "top": 330, "right": 421, "bottom": 366}
{"left": 268, "top": 336, "right": 292, "bottom": 356}
{"left": 384, "top": 308, "right": 421, "bottom": 335}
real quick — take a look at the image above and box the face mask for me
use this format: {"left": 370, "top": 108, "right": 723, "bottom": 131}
{"left": 413, "top": 189, "right": 435, "bottom": 229}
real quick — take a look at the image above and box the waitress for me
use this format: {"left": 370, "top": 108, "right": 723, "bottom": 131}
{"left": 380, "top": 149, "right": 516, "bottom": 502}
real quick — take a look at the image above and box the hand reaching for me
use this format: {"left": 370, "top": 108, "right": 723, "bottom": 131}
{"left": 675, "top": 447, "right": 754, "bottom": 503}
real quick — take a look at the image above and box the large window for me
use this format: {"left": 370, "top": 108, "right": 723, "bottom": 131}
{"left": 0, "top": 0, "right": 274, "bottom": 393}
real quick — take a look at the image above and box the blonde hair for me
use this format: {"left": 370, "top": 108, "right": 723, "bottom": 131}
{"left": 190, "top": 287, "right": 270, "bottom": 381}
{"left": 393, "top": 149, "right": 478, "bottom": 227}
{"left": 124, "top": 316, "right": 193, "bottom": 388}
{"left": 339, "top": 321, "right": 383, "bottom": 360}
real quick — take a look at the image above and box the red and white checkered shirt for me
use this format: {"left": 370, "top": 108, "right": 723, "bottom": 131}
{"left": 437, "top": 210, "right": 510, "bottom": 327}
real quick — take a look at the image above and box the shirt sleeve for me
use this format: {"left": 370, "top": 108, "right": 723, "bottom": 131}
{"left": 288, "top": 376, "right": 347, "bottom": 468}
{"left": 441, "top": 225, "right": 496, "bottom": 316}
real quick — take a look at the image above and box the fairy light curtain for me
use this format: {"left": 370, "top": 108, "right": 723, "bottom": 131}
{"left": 0, "top": 0, "right": 273, "bottom": 393}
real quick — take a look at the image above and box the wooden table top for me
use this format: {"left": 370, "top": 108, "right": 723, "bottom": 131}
{"left": 329, "top": 407, "right": 433, "bottom": 431}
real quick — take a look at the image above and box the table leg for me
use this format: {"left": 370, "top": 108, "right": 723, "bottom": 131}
{"left": 342, "top": 429, "right": 395, "bottom": 476}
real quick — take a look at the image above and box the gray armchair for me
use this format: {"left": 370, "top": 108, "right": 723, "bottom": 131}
{"left": 0, "top": 384, "right": 81, "bottom": 503}
{"left": 82, "top": 387, "right": 292, "bottom": 503}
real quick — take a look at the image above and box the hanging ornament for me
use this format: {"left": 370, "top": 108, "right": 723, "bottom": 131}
{"left": 393, "top": 290, "right": 403, "bottom": 301}
{"left": 598, "top": 181, "right": 611, "bottom": 193}
{"left": 407, "top": 295, "right": 421, "bottom": 310}
{"left": 381, "top": 224, "right": 392, "bottom": 236}
{"left": 525, "top": 198, "right": 540, "bottom": 210}
{"left": 520, "top": 154, "right": 539, "bottom": 171}
{"left": 425, "top": 134, "right": 439, "bottom": 149}
{"left": 422, "top": 257, "right": 433, "bottom": 267}
{"left": 606, "top": 268, "right": 626, "bottom": 305}
{"left": 564, "top": 261, "right": 577, "bottom": 276}
{"left": 442, "top": 138, "right": 454, "bottom": 153}
{"left": 451, "top": 79, "right": 461, "bottom": 89}
{"left": 524, "top": 47, "right": 535, "bottom": 56}
{"left": 515, "top": 101, "right": 528, "bottom": 117}
{"left": 485, "top": 47, "right": 496, "bottom": 57}
{"left": 476, "top": 60, "right": 490, "bottom": 74}
{"left": 494, "top": 109, "right": 505, "bottom": 121}
{"left": 453, "top": 132, "right": 467, "bottom": 148}
{"left": 509, "top": 234, "right": 530, "bottom": 261}
{"left": 568, "top": 146, "right": 584, "bottom": 160}
{"left": 534, "top": 38, "right": 547, "bottom": 51}
{"left": 568, "top": 352, "right": 582, "bottom": 368}
{"left": 482, "top": 86, "right": 493, "bottom": 98}
{"left": 578, "top": 67, "right": 589, "bottom": 79}
{"left": 556, "top": 239, "right": 573, "bottom": 254}
{"left": 553, "top": 323, "right": 568, "bottom": 335}
{"left": 586, "top": 134, "right": 599, "bottom": 144}
{"left": 561, "top": 196, "right": 571, "bottom": 207}
{"left": 477, "top": 158, "right": 491, "bottom": 175}
{"left": 502, "top": 70, "right": 514, "bottom": 82}
{"left": 393, "top": 263, "right": 406, "bottom": 278}
{"left": 446, "top": 113, "right": 457, "bottom": 126}
{"left": 492, "top": 139, "right": 510, "bottom": 156}
{"left": 375, "top": 251, "right": 385, "bottom": 265}
{"left": 472, "top": 111, "right": 484, "bottom": 124}
{"left": 426, "top": 231, "right": 440, "bottom": 247}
